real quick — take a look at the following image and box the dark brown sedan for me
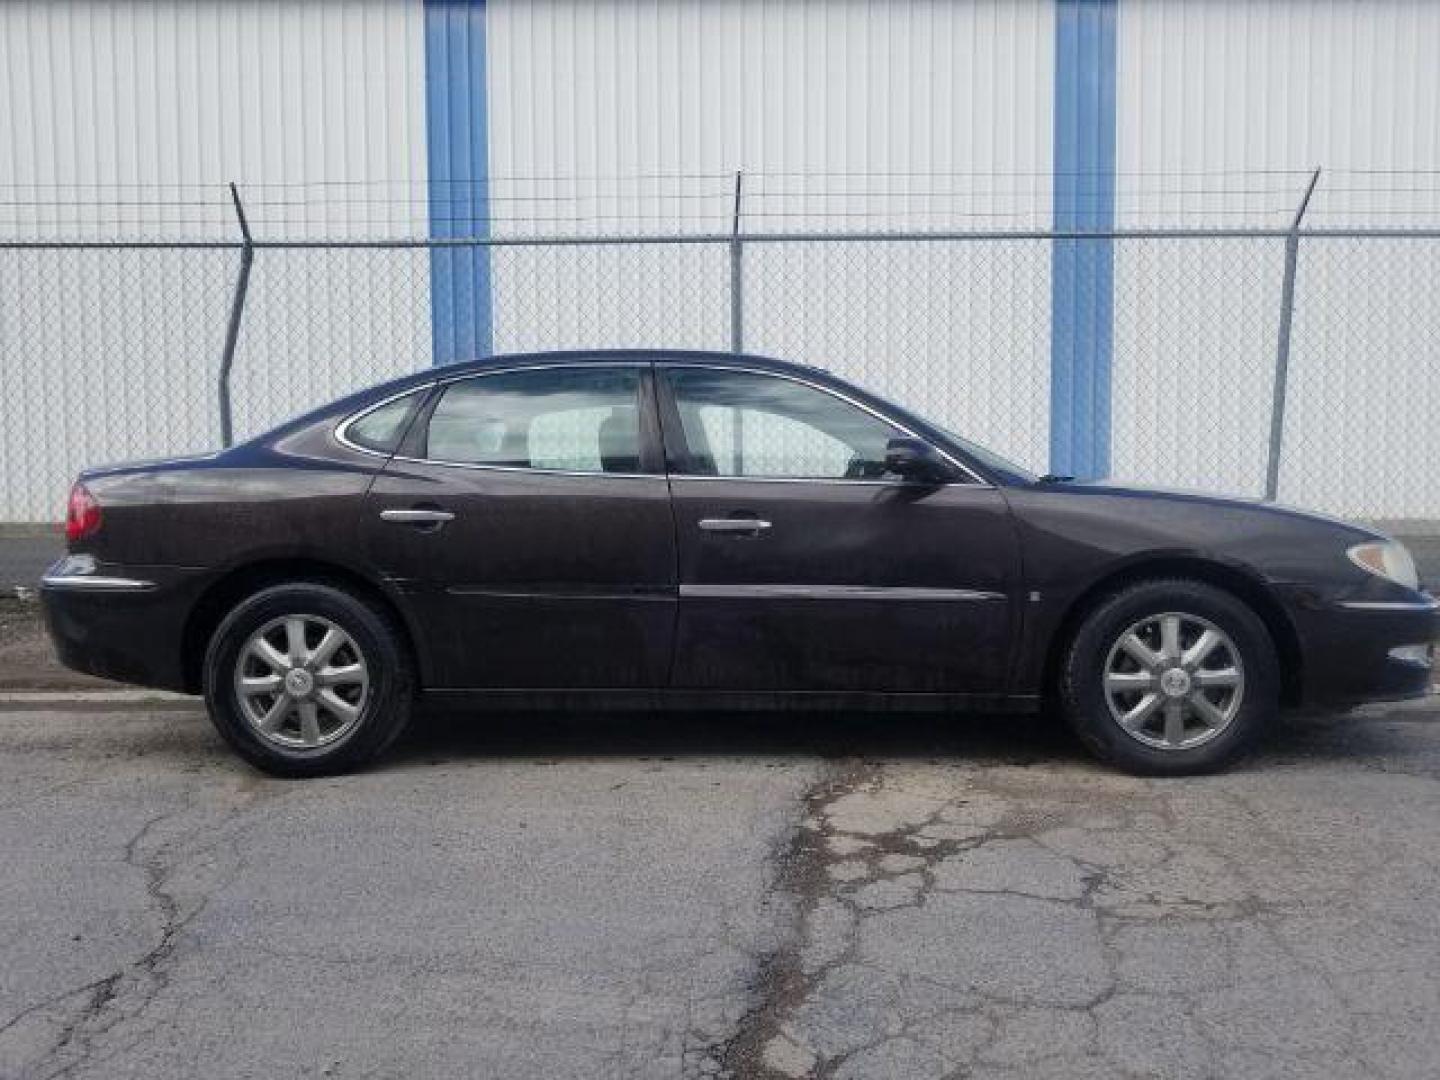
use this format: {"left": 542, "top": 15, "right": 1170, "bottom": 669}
{"left": 41, "top": 351, "right": 1437, "bottom": 776}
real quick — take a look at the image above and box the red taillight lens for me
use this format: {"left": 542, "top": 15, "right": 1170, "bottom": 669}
{"left": 65, "top": 482, "right": 102, "bottom": 543}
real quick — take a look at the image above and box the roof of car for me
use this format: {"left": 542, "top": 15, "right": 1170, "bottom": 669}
{"left": 256, "top": 350, "right": 845, "bottom": 451}
{"left": 417, "top": 349, "right": 826, "bottom": 381}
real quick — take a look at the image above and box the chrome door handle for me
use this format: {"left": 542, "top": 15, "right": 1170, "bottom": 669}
{"left": 380, "top": 508, "right": 455, "bottom": 524}
{"left": 698, "top": 517, "right": 772, "bottom": 534}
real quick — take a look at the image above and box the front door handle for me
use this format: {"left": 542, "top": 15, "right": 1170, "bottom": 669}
{"left": 698, "top": 517, "right": 772, "bottom": 535}
{"left": 380, "top": 508, "right": 456, "bottom": 526}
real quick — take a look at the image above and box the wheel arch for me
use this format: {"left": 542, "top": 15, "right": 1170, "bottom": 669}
{"left": 1042, "top": 556, "right": 1304, "bottom": 708}
{"left": 181, "top": 557, "right": 422, "bottom": 694}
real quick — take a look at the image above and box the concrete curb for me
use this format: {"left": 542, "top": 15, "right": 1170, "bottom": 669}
{"left": 0, "top": 523, "right": 59, "bottom": 539}
{"left": 0, "top": 690, "right": 199, "bottom": 710}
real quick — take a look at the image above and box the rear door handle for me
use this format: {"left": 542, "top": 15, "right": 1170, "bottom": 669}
{"left": 380, "top": 508, "right": 455, "bottom": 525}
{"left": 698, "top": 517, "right": 771, "bottom": 534}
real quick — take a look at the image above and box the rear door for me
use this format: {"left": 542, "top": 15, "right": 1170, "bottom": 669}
{"left": 658, "top": 363, "right": 1019, "bottom": 693}
{"left": 362, "top": 362, "right": 677, "bottom": 689}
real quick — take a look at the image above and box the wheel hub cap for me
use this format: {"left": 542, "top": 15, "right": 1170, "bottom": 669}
{"left": 1102, "top": 611, "right": 1245, "bottom": 751}
{"left": 234, "top": 614, "right": 370, "bottom": 750}
{"left": 1159, "top": 667, "right": 1192, "bottom": 698}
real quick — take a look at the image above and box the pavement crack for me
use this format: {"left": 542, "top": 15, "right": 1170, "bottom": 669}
{"left": 0, "top": 973, "right": 119, "bottom": 1047}
{"left": 710, "top": 758, "right": 881, "bottom": 1079}
{"left": 19, "top": 779, "right": 282, "bottom": 1079}
{"left": 26, "top": 809, "right": 187, "bottom": 1080}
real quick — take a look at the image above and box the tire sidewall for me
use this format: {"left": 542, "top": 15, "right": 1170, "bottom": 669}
{"left": 1063, "top": 580, "right": 1280, "bottom": 775}
{"left": 203, "top": 582, "right": 412, "bottom": 777}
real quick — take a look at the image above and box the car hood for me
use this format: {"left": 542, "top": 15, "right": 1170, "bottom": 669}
{"left": 1001, "top": 477, "right": 1394, "bottom": 592}
{"left": 1044, "top": 478, "right": 1389, "bottom": 540}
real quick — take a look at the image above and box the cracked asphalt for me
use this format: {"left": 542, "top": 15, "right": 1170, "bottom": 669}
{"left": 2, "top": 701, "right": 1439, "bottom": 1079}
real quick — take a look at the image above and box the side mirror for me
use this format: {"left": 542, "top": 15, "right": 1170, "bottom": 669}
{"left": 884, "top": 437, "right": 949, "bottom": 482}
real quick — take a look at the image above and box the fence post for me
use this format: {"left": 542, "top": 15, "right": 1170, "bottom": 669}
{"left": 1263, "top": 167, "right": 1321, "bottom": 501}
{"left": 218, "top": 181, "right": 254, "bottom": 448}
{"left": 729, "top": 170, "right": 744, "bottom": 353}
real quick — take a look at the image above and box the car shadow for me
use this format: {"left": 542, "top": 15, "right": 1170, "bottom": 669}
{"left": 387, "top": 706, "right": 1090, "bottom": 768}
{"left": 1259, "top": 703, "right": 1440, "bottom": 774}
{"left": 378, "top": 702, "right": 1440, "bottom": 775}
{"left": 56, "top": 698, "right": 1434, "bottom": 777}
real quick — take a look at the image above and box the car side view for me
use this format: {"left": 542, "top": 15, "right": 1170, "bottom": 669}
{"left": 41, "top": 350, "right": 1437, "bottom": 777}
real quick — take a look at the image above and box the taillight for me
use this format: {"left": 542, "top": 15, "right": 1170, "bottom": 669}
{"left": 65, "top": 481, "right": 102, "bottom": 543}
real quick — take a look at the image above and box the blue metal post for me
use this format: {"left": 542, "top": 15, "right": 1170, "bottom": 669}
{"left": 425, "top": 0, "right": 493, "bottom": 364}
{"left": 1050, "top": 0, "right": 1117, "bottom": 479}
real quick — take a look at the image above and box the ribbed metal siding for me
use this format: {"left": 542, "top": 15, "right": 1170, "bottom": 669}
{"left": 488, "top": 0, "right": 1054, "bottom": 195}
{"left": 0, "top": 0, "right": 429, "bottom": 237}
{"left": 1116, "top": 0, "right": 1440, "bottom": 219}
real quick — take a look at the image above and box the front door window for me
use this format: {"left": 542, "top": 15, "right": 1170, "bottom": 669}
{"left": 665, "top": 368, "right": 903, "bottom": 480}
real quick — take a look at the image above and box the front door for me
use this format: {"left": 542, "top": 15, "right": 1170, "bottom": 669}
{"left": 658, "top": 364, "right": 1019, "bottom": 693}
{"left": 364, "top": 362, "right": 676, "bottom": 689}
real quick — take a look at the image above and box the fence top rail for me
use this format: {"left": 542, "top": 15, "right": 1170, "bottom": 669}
{"left": 4, "top": 226, "right": 1440, "bottom": 251}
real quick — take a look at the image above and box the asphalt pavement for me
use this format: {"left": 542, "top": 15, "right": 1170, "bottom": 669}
{"left": 2, "top": 702, "right": 1439, "bottom": 1079}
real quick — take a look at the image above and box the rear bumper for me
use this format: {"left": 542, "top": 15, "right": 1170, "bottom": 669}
{"left": 40, "top": 557, "right": 205, "bottom": 692}
{"left": 1288, "top": 593, "right": 1439, "bottom": 706}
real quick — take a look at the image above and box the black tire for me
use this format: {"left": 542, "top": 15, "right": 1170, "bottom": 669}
{"left": 1060, "top": 578, "right": 1279, "bottom": 776}
{"left": 203, "top": 582, "right": 414, "bottom": 778}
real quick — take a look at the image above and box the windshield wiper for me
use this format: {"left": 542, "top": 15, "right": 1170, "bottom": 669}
{"left": 1037, "top": 473, "right": 1075, "bottom": 483}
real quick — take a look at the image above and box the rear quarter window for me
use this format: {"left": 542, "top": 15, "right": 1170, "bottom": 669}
{"left": 343, "top": 390, "right": 425, "bottom": 454}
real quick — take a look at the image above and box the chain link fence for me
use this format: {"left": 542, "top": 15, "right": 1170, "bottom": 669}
{"left": 1, "top": 179, "right": 1437, "bottom": 523}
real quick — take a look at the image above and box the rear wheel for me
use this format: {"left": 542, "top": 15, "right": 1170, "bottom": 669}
{"left": 203, "top": 582, "right": 413, "bottom": 777}
{"left": 1060, "top": 579, "right": 1279, "bottom": 775}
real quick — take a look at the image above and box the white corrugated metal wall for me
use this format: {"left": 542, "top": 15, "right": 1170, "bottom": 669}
{"left": 1111, "top": 0, "right": 1440, "bottom": 515}
{"left": 0, "top": 1, "right": 430, "bottom": 521}
{"left": 1, "top": 0, "right": 1438, "bottom": 520}
{"left": 0, "top": 2, "right": 428, "bottom": 228}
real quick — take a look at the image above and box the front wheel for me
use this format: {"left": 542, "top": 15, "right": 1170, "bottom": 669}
{"left": 1060, "top": 579, "right": 1280, "bottom": 775}
{"left": 203, "top": 582, "right": 414, "bottom": 777}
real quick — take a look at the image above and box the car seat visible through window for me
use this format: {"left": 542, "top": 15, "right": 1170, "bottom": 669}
{"left": 597, "top": 406, "right": 640, "bottom": 473}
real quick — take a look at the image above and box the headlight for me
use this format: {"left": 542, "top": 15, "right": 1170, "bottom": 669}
{"left": 1347, "top": 541, "right": 1420, "bottom": 590}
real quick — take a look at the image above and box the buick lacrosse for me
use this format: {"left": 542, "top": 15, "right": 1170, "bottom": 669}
{"left": 42, "top": 351, "right": 1436, "bottom": 776}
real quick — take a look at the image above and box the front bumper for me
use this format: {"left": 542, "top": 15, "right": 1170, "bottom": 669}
{"left": 1288, "top": 592, "right": 1439, "bottom": 706}
{"left": 40, "top": 556, "right": 205, "bottom": 692}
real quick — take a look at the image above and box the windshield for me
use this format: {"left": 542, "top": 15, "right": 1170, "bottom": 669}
{"left": 936, "top": 426, "right": 1039, "bottom": 482}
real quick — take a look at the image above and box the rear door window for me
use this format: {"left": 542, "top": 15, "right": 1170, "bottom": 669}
{"left": 424, "top": 367, "right": 646, "bottom": 474}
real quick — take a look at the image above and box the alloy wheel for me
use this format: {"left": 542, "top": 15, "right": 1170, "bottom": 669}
{"left": 1102, "top": 611, "right": 1245, "bottom": 750}
{"left": 234, "top": 614, "right": 369, "bottom": 749}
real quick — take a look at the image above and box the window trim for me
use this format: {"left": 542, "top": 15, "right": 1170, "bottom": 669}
{"left": 657, "top": 363, "right": 989, "bottom": 487}
{"left": 377, "top": 361, "right": 664, "bottom": 480}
